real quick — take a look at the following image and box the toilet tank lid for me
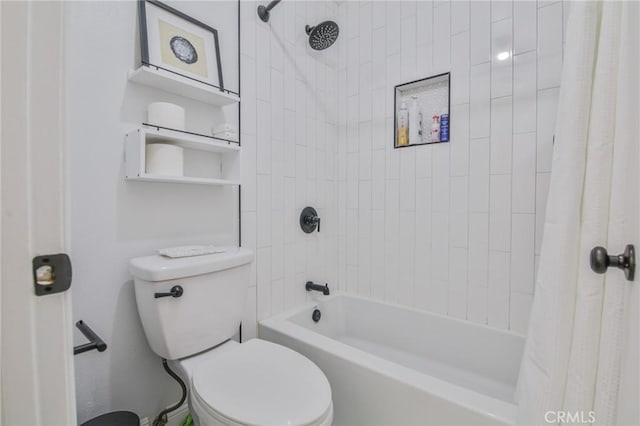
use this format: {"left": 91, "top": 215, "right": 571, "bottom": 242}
{"left": 129, "top": 247, "right": 253, "bottom": 282}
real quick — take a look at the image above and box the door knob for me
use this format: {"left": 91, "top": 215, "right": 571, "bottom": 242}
{"left": 590, "top": 244, "right": 635, "bottom": 281}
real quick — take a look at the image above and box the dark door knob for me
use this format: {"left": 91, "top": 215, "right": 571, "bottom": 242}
{"left": 590, "top": 245, "right": 635, "bottom": 281}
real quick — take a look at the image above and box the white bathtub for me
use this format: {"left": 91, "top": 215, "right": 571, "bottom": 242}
{"left": 259, "top": 293, "right": 524, "bottom": 426}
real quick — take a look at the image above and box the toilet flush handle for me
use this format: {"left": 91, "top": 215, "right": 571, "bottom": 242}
{"left": 154, "top": 285, "right": 184, "bottom": 299}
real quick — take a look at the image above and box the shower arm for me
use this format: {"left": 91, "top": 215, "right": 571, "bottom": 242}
{"left": 257, "top": 0, "right": 281, "bottom": 22}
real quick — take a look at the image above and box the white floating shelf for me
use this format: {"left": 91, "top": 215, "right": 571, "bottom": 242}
{"left": 127, "top": 174, "right": 239, "bottom": 186}
{"left": 128, "top": 66, "right": 240, "bottom": 107}
{"left": 141, "top": 125, "right": 240, "bottom": 153}
{"left": 125, "top": 127, "right": 240, "bottom": 187}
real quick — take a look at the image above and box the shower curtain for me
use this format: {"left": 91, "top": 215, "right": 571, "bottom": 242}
{"left": 516, "top": 1, "right": 639, "bottom": 425}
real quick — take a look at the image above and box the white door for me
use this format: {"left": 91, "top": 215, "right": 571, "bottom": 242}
{"left": 1, "top": 1, "right": 77, "bottom": 425}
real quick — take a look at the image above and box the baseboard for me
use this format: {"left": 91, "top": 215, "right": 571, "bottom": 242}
{"left": 139, "top": 403, "right": 189, "bottom": 426}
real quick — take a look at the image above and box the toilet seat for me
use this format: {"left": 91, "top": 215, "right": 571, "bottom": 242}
{"left": 191, "top": 339, "right": 332, "bottom": 426}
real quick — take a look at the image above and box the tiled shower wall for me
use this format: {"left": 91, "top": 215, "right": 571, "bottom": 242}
{"left": 335, "top": 0, "right": 570, "bottom": 333}
{"left": 240, "top": 0, "right": 340, "bottom": 336}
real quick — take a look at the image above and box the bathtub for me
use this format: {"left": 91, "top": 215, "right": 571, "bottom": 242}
{"left": 259, "top": 293, "right": 525, "bottom": 426}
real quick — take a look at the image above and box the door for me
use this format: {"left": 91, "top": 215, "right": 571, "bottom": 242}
{"left": 1, "top": 1, "right": 77, "bottom": 425}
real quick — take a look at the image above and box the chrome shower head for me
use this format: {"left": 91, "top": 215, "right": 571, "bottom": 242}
{"left": 305, "top": 21, "right": 339, "bottom": 51}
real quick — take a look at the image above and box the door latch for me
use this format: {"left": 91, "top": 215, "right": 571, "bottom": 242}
{"left": 32, "top": 253, "right": 72, "bottom": 296}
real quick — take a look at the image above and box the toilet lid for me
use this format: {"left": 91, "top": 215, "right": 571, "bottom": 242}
{"left": 192, "top": 339, "right": 332, "bottom": 426}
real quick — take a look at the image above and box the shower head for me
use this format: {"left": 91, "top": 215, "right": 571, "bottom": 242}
{"left": 305, "top": 21, "right": 339, "bottom": 51}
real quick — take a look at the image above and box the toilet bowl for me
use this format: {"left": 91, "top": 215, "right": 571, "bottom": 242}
{"left": 129, "top": 248, "right": 333, "bottom": 426}
{"left": 176, "top": 339, "right": 332, "bottom": 426}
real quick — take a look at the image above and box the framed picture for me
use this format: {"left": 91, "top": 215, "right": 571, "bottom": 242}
{"left": 138, "top": 0, "right": 224, "bottom": 91}
{"left": 394, "top": 73, "right": 450, "bottom": 148}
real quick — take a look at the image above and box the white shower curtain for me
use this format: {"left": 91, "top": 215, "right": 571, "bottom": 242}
{"left": 517, "top": 1, "right": 639, "bottom": 425}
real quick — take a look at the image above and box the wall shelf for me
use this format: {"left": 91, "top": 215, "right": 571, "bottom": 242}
{"left": 126, "top": 174, "right": 239, "bottom": 186}
{"left": 125, "top": 127, "right": 240, "bottom": 186}
{"left": 128, "top": 66, "right": 240, "bottom": 107}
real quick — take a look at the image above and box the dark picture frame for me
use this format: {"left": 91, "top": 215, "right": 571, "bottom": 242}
{"left": 138, "top": 0, "right": 226, "bottom": 92}
{"left": 394, "top": 72, "right": 451, "bottom": 148}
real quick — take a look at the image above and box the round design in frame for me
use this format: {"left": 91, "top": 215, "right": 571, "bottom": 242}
{"left": 169, "top": 36, "right": 198, "bottom": 64}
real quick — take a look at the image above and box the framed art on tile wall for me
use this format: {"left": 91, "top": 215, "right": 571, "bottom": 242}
{"left": 394, "top": 73, "right": 450, "bottom": 148}
{"left": 139, "top": 0, "right": 225, "bottom": 90}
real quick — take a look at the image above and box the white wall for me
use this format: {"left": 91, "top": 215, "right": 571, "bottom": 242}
{"left": 334, "top": 0, "right": 570, "bottom": 333}
{"left": 66, "top": 1, "right": 240, "bottom": 422}
{"left": 239, "top": 0, "right": 340, "bottom": 328}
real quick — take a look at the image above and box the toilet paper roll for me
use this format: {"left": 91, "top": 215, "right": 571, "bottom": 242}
{"left": 147, "top": 102, "right": 186, "bottom": 131}
{"left": 146, "top": 143, "right": 184, "bottom": 176}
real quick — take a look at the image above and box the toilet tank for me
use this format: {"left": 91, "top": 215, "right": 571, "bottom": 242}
{"left": 129, "top": 247, "right": 253, "bottom": 360}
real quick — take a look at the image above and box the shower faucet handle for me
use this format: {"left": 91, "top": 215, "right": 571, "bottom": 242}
{"left": 300, "top": 207, "right": 320, "bottom": 233}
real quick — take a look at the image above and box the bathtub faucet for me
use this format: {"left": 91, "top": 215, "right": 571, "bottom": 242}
{"left": 305, "top": 281, "right": 330, "bottom": 295}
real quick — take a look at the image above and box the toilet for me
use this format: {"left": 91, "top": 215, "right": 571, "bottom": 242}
{"left": 129, "top": 247, "right": 333, "bottom": 426}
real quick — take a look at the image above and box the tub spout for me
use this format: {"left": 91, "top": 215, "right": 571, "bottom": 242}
{"left": 305, "top": 281, "right": 330, "bottom": 295}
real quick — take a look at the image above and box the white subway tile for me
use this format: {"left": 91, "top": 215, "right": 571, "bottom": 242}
{"left": 513, "top": 51, "right": 537, "bottom": 134}
{"left": 416, "top": 1, "right": 434, "bottom": 46}
{"left": 451, "top": 32, "right": 470, "bottom": 106}
{"left": 415, "top": 146, "right": 432, "bottom": 179}
{"left": 372, "top": 150, "right": 386, "bottom": 210}
{"left": 470, "top": 62, "right": 491, "bottom": 138}
{"left": 491, "top": 18, "right": 513, "bottom": 99}
{"left": 398, "top": 211, "right": 416, "bottom": 304}
{"left": 537, "top": 88, "right": 559, "bottom": 172}
{"left": 451, "top": 1, "right": 470, "bottom": 35}
{"left": 467, "top": 284, "right": 487, "bottom": 324}
{"left": 449, "top": 247, "right": 468, "bottom": 318}
{"left": 450, "top": 176, "right": 469, "bottom": 248}
{"left": 510, "top": 214, "right": 535, "bottom": 294}
{"left": 372, "top": 29, "right": 386, "bottom": 88}
{"left": 535, "top": 172, "right": 551, "bottom": 255}
{"left": 433, "top": 3, "right": 451, "bottom": 72}
{"left": 490, "top": 96, "right": 513, "bottom": 175}
{"left": 514, "top": 1, "right": 536, "bottom": 54}
{"left": 469, "top": 138, "right": 490, "bottom": 212}
{"left": 510, "top": 292, "right": 533, "bottom": 333}
{"left": 450, "top": 103, "right": 470, "bottom": 176}
{"left": 492, "top": 0, "right": 512, "bottom": 22}
{"left": 386, "top": 2, "right": 402, "bottom": 56}
{"left": 431, "top": 212, "right": 450, "bottom": 281}
{"left": 400, "top": 149, "right": 416, "bottom": 211}
{"left": 468, "top": 212, "right": 489, "bottom": 287}
{"left": 359, "top": 122, "right": 372, "bottom": 180}
{"left": 470, "top": 1, "right": 491, "bottom": 65}
{"left": 371, "top": 210, "right": 386, "bottom": 298}
{"left": 359, "top": 3, "right": 373, "bottom": 64}
{"left": 416, "top": 43, "right": 434, "bottom": 77}
{"left": 373, "top": 1, "right": 386, "bottom": 29}
{"left": 358, "top": 237, "right": 372, "bottom": 296}
{"left": 432, "top": 144, "right": 450, "bottom": 212}
{"left": 401, "top": 17, "right": 418, "bottom": 81}
{"left": 242, "top": 286, "right": 257, "bottom": 340}
{"left": 537, "top": 3, "right": 563, "bottom": 89}
{"left": 512, "top": 132, "right": 536, "bottom": 213}
{"left": 489, "top": 174, "right": 511, "bottom": 252}
{"left": 256, "top": 100, "right": 272, "bottom": 175}
{"left": 488, "top": 250, "right": 510, "bottom": 329}
{"left": 401, "top": 1, "right": 416, "bottom": 19}
{"left": 256, "top": 247, "right": 272, "bottom": 320}
{"left": 257, "top": 175, "right": 272, "bottom": 248}
{"left": 385, "top": 179, "right": 400, "bottom": 241}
